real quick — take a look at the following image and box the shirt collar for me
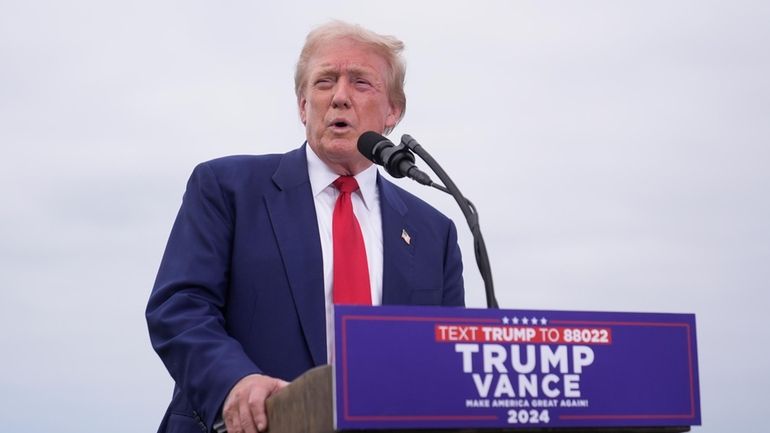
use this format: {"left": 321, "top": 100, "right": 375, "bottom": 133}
{"left": 306, "top": 144, "right": 378, "bottom": 210}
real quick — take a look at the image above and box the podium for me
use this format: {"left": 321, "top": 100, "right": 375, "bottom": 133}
{"left": 264, "top": 365, "right": 691, "bottom": 433}
{"left": 222, "top": 305, "right": 700, "bottom": 433}
{"left": 265, "top": 366, "right": 333, "bottom": 433}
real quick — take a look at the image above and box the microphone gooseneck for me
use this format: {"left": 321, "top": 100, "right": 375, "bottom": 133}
{"left": 401, "top": 134, "right": 498, "bottom": 309}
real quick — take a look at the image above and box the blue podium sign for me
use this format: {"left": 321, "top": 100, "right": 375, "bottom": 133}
{"left": 333, "top": 305, "right": 700, "bottom": 430}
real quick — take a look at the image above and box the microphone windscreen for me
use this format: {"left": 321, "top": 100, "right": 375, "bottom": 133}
{"left": 357, "top": 131, "right": 389, "bottom": 163}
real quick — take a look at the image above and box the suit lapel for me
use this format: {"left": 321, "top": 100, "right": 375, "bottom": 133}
{"left": 378, "top": 174, "right": 416, "bottom": 305}
{"left": 265, "top": 145, "right": 326, "bottom": 365}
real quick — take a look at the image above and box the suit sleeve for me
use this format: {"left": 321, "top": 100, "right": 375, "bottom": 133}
{"left": 146, "top": 162, "right": 260, "bottom": 430}
{"left": 442, "top": 219, "right": 465, "bottom": 306}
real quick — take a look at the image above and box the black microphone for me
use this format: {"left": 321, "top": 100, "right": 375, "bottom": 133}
{"left": 357, "top": 131, "right": 433, "bottom": 185}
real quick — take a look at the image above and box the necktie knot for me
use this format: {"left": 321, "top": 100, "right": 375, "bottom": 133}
{"left": 333, "top": 176, "right": 359, "bottom": 194}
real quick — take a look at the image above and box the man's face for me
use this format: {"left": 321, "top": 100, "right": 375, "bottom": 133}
{"left": 299, "top": 39, "right": 401, "bottom": 175}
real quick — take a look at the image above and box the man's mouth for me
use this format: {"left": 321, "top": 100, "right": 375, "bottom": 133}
{"left": 329, "top": 119, "right": 352, "bottom": 130}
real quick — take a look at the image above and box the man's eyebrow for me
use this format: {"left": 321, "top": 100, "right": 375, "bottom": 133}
{"left": 313, "top": 64, "right": 339, "bottom": 76}
{"left": 313, "top": 63, "right": 375, "bottom": 76}
{"left": 346, "top": 66, "right": 374, "bottom": 77}
{"left": 310, "top": 64, "right": 382, "bottom": 86}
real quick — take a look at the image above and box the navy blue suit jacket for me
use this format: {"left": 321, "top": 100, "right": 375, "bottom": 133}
{"left": 146, "top": 145, "right": 464, "bottom": 432}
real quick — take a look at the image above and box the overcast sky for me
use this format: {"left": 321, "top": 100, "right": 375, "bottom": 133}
{"left": 1, "top": 1, "right": 768, "bottom": 432}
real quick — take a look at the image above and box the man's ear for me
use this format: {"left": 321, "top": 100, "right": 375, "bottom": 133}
{"left": 384, "top": 103, "right": 402, "bottom": 130}
{"left": 299, "top": 96, "right": 307, "bottom": 125}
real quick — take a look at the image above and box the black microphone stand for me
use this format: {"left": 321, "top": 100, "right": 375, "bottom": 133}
{"left": 400, "top": 134, "right": 499, "bottom": 309}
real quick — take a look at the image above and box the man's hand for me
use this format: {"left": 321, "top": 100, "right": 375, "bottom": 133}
{"left": 222, "top": 373, "right": 289, "bottom": 433}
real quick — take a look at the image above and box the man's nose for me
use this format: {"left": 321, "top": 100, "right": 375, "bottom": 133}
{"left": 331, "top": 81, "right": 352, "bottom": 109}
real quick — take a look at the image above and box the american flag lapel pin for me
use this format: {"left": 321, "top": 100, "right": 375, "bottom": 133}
{"left": 401, "top": 228, "right": 411, "bottom": 245}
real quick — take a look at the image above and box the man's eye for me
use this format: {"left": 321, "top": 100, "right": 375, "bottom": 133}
{"left": 315, "top": 78, "right": 334, "bottom": 87}
{"left": 354, "top": 79, "right": 373, "bottom": 89}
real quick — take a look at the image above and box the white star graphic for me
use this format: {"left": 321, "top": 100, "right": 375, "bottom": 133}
{"left": 531, "top": 316, "right": 538, "bottom": 325}
{"left": 540, "top": 317, "right": 548, "bottom": 325}
{"left": 522, "top": 317, "right": 529, "bottom": 325}
{"left": 502, "top": 316, "right": 509, "bottom": 325}
{"left": 512, "top": 317, "right": 519, "bottom": 325}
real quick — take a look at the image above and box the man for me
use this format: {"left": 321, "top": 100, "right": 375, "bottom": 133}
{"left": 147, "top": 21, "right": 464, "bottom": 433}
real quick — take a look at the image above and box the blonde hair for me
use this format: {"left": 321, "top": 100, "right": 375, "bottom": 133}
{"left": 295, "top": 21, "right": 407, "bottom": 132}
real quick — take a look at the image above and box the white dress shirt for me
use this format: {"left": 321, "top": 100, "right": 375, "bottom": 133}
{"left": 305, "top": 145, "right": 383, "bottom": 363}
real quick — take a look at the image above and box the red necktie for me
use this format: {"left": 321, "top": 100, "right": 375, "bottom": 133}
{"left": 332, "top": 176, "right": 372, "bottom": 305}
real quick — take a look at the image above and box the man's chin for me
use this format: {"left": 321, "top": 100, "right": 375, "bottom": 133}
{"left": 321, "top": 137, "right": 357, "bottom": 154}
